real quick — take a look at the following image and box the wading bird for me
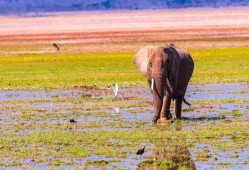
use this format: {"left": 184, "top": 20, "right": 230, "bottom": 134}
{"left": 107, "top": 83, "right": 118, "bottom": 97}
{"left": 137, "top": 146, "right": 146, "bottom": 155}
{"left": 52, "top": 43, "right": 60, "bottom": 51}
{"left": 69, "top": 119, "right": 77, "bottom": 123}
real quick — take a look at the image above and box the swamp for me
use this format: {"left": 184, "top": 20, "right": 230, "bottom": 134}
{"left": 0, "top": 7, "right": 249, "bottom": 169}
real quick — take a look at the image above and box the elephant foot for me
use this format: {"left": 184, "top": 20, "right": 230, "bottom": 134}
{"left": 174, "top": 115, "right": 182, "bottom": 120}
{"left": 162, "top": 111, "right": 172, "bottom": 119}
{"left": 152, "top": 116, "right": 159, "bottom": 124}
{"left": 157, "top": 117, "right": 172, "bottom": 123}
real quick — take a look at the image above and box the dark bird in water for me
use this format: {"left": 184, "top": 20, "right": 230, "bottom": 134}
{"left": 137, "top": 146, "right": 146, "bottom": 155}
{"left": 69, "top": 119, "right": 77, "bottom": 123}
{"left": 183, "top": 98, "right": 191, "bottom": 108}
{"left": 52, "top": 43, "right": 60, "bottom": 51}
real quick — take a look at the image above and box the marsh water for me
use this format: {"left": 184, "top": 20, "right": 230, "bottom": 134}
{"left": 0, "top": 83, "right": 248, "bottom": 169}
{"left": 1, "top": 83, "right": 248, "bottom": 102}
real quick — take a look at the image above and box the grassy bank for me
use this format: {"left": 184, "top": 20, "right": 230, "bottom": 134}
{"left": 0, "top": 48, "right": 248, "bottom": 89}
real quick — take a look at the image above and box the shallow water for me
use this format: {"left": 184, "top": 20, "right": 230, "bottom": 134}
{"left": 0, "top": 83, "right": 248, "bottom": 169}
{"left": 190, "top": 144, "right": 249, "bottom": 170}
{"left": 0, "top": 89, "right": 88, "bottom": 102}
{"left": 186, "top": 83, "right": 249, "bottom": 100}
{"left": 124, "top": 83, "right": 249, "bottom": 100}
{"left": 0, "top": 83, "right": 248, "bottom": 102}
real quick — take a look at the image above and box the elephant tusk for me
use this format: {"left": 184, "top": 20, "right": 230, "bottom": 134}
{"left": 166, "top": 78, "right": 173, "bottom": 94}
{"left": 151, "top": 78, "right": 154, "bottom": 91}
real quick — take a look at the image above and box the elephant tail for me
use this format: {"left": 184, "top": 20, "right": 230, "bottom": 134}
{"left": 183, "top": 98, "right": 191, "bottom": 108}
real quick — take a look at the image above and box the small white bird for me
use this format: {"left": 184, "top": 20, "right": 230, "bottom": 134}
{"left": 113, "top": 83, "right": 118, "bottom": 97}
{"left": 107, "top": 83, "right": 119, "bottom": 97}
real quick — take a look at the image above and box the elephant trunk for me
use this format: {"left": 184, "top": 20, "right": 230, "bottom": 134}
{"left": 166, "top": 71, "right": 174, "bottom": 94}
{"left": 152, "top": 67, "right": 164, "bottom": 123}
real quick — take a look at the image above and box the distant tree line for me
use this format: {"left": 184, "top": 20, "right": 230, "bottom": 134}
{"left": 0, "top": 0, "right": 249, "bottom": 14}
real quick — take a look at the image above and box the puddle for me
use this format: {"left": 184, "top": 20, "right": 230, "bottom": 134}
{"left": 1, "top": 83, "right": 248, "bottom": 102}
{"left": 0, "top": 83, "right": 248, "bottom": 169}
{"left": 186, "top": 83, "right": 249, "bottom": 100}
{"left": 190, "top": 143, "right": 249, "bottom": 170}
{"left": 0, "top": 89, "right": 87, "bottom": 102}
{"left": 124, "top": 83, "right": 249, "bottom": 100}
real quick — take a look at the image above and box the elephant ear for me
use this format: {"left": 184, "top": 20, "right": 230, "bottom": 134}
{"left": 133, "top": 46, "right": 155, "bottom": 79}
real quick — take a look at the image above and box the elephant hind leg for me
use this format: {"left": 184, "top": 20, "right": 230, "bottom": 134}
{"left": 175, "top": 96, "right": 183, "bottom": 119}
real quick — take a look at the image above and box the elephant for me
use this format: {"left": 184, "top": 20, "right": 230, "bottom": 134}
{"left": 133, "top": 43, "right": 194, "bottom": 123}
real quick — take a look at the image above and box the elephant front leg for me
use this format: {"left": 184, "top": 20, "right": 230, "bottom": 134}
{"left": 148, "top": 80, "right": 164, "bottom": 123}
{"left": 161, "top": 91, "right": 172, "bottom": 119}
{"left": 157, "top": 91, "right": 172, "bottom": 123}
{"left": 148, "top": 80, "right": 159, "bottom": 123}
{"left": 175, "top": 96, "right": 183, "bottom": 119}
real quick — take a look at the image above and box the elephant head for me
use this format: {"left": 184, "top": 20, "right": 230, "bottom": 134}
{"left": 133, "top": 44, "right": 180, "bottom": 122}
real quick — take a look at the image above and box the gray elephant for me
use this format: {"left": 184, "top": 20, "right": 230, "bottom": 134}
{"left": 133, "top": 43, "right": 194, "bottom": 123}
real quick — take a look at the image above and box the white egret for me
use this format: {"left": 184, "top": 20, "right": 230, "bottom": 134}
{"left": 107, "top": 83, "right": 119, "bottom": 97}
{"left": 114, "top": 83, "right": 118, "bottom": 97}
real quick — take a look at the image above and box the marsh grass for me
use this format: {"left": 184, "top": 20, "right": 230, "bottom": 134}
{"left": 189, "top": 48, "right": 249, "bottom": 84}
{"left": 0, "top": 47, "right": 248, "bottom": 89}
{"left": 0, "top": 94, "right": 248, "bottom": 168}
{"left": 138, "top": 137, "right": 196, "bottom": 169}
{"left": 1, "top": 118, "right": 248, "bottom": 168}
{"left": 0, "top": 43, "right": 249, "bottom": 168}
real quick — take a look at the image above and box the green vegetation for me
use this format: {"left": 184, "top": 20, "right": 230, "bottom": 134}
{"left": 0, "top": 94, "right": 248, "bottom": 168}
{"left": 0, "top": 52, "right": 139, "bottom": 89}
{"left": 0, "top": 42, "right": 248, "bottom": 168}
{"left": 138, "top": 137, "right": 196, "bottom": 169}
{"left": 0, "top": 47, "right": 248, "bottom": 89}
{"left": 189, "top": 48, "right": 249, "bottom": 84}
